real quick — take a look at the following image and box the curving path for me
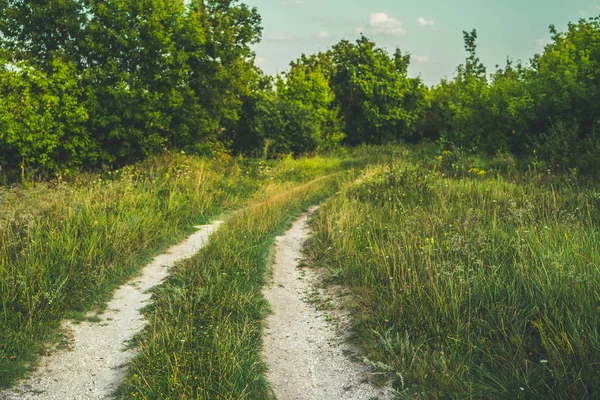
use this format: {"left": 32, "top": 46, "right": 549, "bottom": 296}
{"left": 1, "top": 221, "right": 222, "bottom": 400}
{"left": 263, "top": 207, "right": 395, "bottom": 400}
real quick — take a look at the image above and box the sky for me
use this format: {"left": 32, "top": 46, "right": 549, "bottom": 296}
{"left": 244, "top": 0, "right": 599, "bottom": 85}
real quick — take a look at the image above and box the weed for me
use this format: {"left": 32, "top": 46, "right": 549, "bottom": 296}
{"left": 307, "top": 144, "right": 600, "bottom": 398}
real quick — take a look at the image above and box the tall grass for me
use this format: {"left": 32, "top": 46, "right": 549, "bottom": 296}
{"left": 118, "top": 173, "right": 351, "bottom": 399}
{"left": 308, "top": 145, "right": 600, "bottom": 398}
{"left": 0, "top": 151, "right": 357, "bottom": 389}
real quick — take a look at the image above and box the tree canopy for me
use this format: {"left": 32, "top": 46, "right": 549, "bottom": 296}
{"left": 0, "top": 0, "right": 262, "bottom": 174}
{"left": 0, "top": 3, "right": 599, "bottom": 176}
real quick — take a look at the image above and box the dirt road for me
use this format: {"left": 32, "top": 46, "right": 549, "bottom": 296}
{"left": 1, "top": 221, "right": 222, "bottom": 400}
{"left": 263, "top": 208, "right": 394, "bottom": 400}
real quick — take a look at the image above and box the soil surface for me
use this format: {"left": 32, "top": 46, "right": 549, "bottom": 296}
{"left": 1, "top": 221, "right": 222, "bottom": 400}
{"left": 263, "top": 208, "right": 395, "bottom": 400}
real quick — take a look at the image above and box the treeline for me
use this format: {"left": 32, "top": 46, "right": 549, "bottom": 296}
{"left": 0, "top": 0, "right": 262, "bottom": 175}
{"left": 424, "top": 25, "right": 600, "bottom": 174}
{"left": 1, "top": 1, "right": 599, "bottom": 176}
{"left": 240, "top": 36, "right": 426, "bottom": 157}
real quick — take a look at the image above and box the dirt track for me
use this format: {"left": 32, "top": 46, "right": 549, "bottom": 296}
{"left": 262, "top": 208, "right": 394, "bottom": 400}
{"left": 1, "top": 221, "right": 222, "bottom": 400}
{"left": 2, "top": 207, "right": 393, "bottom": 400}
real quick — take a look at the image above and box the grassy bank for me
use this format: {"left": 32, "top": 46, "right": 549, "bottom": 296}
{"left": 307, "top": 145, "right": 600, "bottom": 398}
{"left": 118, "top": 172, "right": 352, "bottom": 399}
{"left": 0, "top": 151, "right": 356, "bottom": 389}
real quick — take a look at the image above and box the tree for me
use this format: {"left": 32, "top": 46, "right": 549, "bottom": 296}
{"left": 526, "top": 17, "right": 600, "bottom": 172}
{"left": 329, "top": 36, "right": 427, "bottom": 145}
{"left": 250, "top": 65, "right": 343, "bottom": 157}
{"left": 486, "top": 60, "right": 533, "bottom": 154}
{"left": 0, "top": 0, "right": 87, "bottom": 69}
{"left": 0, "top": 57, "right": 91, "bottom": 174}
{"left": 426, "top": 29, "right": 493, "bottom": 153}
{"left": 0, "top": 0, "right": 264, "bottom": 173}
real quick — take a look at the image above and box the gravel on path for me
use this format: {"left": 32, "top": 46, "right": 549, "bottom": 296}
{"left": 263, "top": 207, "right": 395, "bottom": 400}
{"left": 1, "top": 221, "right": 222, "bottom": 400}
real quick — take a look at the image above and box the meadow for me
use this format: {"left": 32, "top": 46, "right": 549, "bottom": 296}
{"left": 1, "top": 2, "right": 599, "bottom": 397}
{"left": 1, "top": 144, "right": 598, "bottom": 399}
{"left": 307, "top": 145, "right": 600, "bottom": 398}
{"left": 0, "top": 150, "right": 358, "bottom": 389}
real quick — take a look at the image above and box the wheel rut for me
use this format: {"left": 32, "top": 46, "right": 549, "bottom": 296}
{"left": 1, "top": 221, "right": 222, "bottom": 400}
{"left": 263, "top": 207, "right": 394, "bottom": 400}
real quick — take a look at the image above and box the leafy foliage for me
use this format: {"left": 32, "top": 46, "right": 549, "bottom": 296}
{"left": 425, "top": 20, "right": 600, "bottom": 173}
{"left": 0, "top": 57, "right": 91, "bottom": 175}
{"left": 0, "top": 0, "right": 262, "bottom": 174}
{"left": 328, "top": 37, "right": 428, "bottom": 145}
{"left": 250, "top": 66, "right": 343, "bottom": 156}
{"left": 1, "top": 6, "right": 600, "bottom": 176}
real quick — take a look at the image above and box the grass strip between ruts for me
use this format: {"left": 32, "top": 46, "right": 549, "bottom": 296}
{"left": 118, "top": 173, "right": 350, "bottom": 399}
{"left": 0, "top": 152, "right": 357, "bottom": 389}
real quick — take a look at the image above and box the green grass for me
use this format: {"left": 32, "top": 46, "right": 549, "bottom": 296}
{"left": 307, "top": 144, "right": 600, "bottom": 398}
{"left": 9, "top": 143, "right": 592, "bottom": 398}
{"left": 0, "top": 150, "right": 365, "bottom": 389}
{"left": 118, "top": 173, "right": 353, "bottom": 399}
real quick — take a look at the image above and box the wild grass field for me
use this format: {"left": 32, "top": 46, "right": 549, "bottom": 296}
{"left": 2, "top": 1, "right": 599, "bottom": 398}
{"left": 307, "top": 145, "right": 600, "bottom": 398}
{"left": 1, "top": 144, "right": 598, "bottom": 399}
{"left": 118, "top": 172, "right": 352, "bottom": 399}
{"left": 0, "top": 150, "right": 360, "bottom": 389}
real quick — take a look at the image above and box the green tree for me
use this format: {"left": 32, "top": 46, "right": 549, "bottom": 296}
{"left": 279, "top": 65, "right": 343, "bottom": 154}
{"left": 329, "top": 36, "right": 427, "bottom": 145}
{"left": 427, "top": 29, "right": 494, "bottom": 153}
{"left": 0, "top": 57, "right": 91, "bottom": 174}
{"left": 486, "top": 60, "right": 533, "bottom": 154}
{"left": 251, "top": 65, "right": 343, "bottom": 157}
{"left": 0, "top": 0, "right": 263, "bottom": 172}
{"left": 229, "top": 70, "right": 276, "bottom": 155}
{"left": 80, "top": 0, "right": 191, "bottom": 162}
{"left": 527, "top": 18, "right": 600, "bottom": 172}
{"left": 181, "top": 0, "right": 262, "bottom": 153}
{"left": 0, "top": 0, "right": 87, "bottom": 68}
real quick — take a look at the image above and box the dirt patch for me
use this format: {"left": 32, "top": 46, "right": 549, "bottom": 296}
{"left": 262, "top": 208, "right": 395, "bottom": 400}
{"left": 1, "top": 221, "right": 222, "bottom": 400}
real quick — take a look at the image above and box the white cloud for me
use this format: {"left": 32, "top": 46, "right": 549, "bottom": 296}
{"left": 578, "top": 9, "right": 587, "bottom": 16}
{"left": 369, "top": 12, "right": 406, "bottom": 36}
{"left": 280, "top": 0, "right": 304, "bottom": 5}
{"left": 415, "top": 55, "right": 429, "bottom": 63}
{"left": 255, "top": 56, "right": 267, "bottom": 65}
{"left": 417, "top": 17, "right": 434, "bottom": 27}
{"left": 316, "top": 31, "right": 330, "bottom": 39}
